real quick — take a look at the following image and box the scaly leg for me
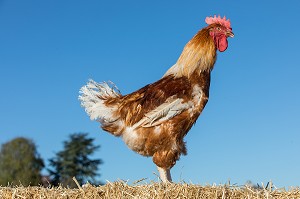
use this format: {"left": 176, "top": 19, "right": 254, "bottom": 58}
{"left": 157, "top": 166, "right": 172, "bottom": 182}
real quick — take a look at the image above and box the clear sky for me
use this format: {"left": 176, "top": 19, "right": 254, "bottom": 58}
{"left": 1, "top": 1, "right": 300, "bottom": 188}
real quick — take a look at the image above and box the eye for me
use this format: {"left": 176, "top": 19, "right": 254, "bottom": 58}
{"left": 216, "top": 27, "right": 221, "bottom": 31}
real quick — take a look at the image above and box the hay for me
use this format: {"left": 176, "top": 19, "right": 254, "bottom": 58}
{"left": 0, "top": 181, "right": 299, "bottom": 199}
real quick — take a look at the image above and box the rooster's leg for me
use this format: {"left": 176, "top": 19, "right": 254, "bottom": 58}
{"left": 157, "top": 166, "right": 172, "bottom": 182}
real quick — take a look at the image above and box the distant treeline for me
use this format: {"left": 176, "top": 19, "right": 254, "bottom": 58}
{"left": 0, "top": 133, "right": 102, "bottom": 187}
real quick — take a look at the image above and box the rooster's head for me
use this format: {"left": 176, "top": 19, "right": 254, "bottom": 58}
{"left": 206, "top": 15, "right": 234, "bottom": 52}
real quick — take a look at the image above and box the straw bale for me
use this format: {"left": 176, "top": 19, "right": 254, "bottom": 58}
{"left": 0, "top": 181, "right": 299, "bottom": 199}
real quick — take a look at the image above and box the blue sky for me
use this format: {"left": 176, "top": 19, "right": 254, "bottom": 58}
{"left": 1, "top": 1, "right": 300, "bottom": 188}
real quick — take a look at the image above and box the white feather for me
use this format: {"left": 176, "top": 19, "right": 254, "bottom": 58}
{"left": 79, "top": 79, "right": 121, "bottom": 121}
{"left": 134, "top": 96, "right": 190, "bottom": 128}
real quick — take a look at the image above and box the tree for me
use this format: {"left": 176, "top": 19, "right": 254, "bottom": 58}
{"left": 0, "top": 137, "right": 44, "bottom": 186}
{"left": 48, "top": 133, "right": 102, "bottom": 187}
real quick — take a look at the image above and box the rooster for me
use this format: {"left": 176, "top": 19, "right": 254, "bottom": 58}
{"left": 79, "top": 15, "right": 234, "bottom": 182}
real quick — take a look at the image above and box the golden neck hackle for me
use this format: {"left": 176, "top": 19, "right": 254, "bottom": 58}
{"left": 164, "top": 28, "right": 217, "bottom": 78}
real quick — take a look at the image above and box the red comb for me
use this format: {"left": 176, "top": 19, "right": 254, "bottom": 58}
{"left": 205, "top": 15, "right": 231, "bottom": 29}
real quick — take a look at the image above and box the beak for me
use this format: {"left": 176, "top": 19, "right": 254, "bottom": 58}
{"left": 226, "top": 31, "right": 234, "bottom": 38}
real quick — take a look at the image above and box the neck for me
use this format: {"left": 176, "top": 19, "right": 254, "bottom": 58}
{"left": 164, "top": 28, "right": 217, "bottom": 78}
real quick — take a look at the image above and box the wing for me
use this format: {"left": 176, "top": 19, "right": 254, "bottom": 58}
{"left": 134, "top": 96, "right": 191, "bottom": 128}
{"left": 117, "top": 75, "right": 193, "bottom": 127}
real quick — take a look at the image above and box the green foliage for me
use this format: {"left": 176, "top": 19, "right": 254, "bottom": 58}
{"left": 48, "top": 133, "right": 102, "bottom": 187}
{"left": 0, "top": 137, "right": 44, "bottom": 186}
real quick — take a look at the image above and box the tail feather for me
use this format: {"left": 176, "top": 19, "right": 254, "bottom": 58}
{"left": 79, "top": 79, "right": 121, "bottom": 121}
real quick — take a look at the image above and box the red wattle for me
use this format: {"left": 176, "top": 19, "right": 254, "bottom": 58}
{"left": 217, "top": 35, "right": 228, "bottom": 52}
